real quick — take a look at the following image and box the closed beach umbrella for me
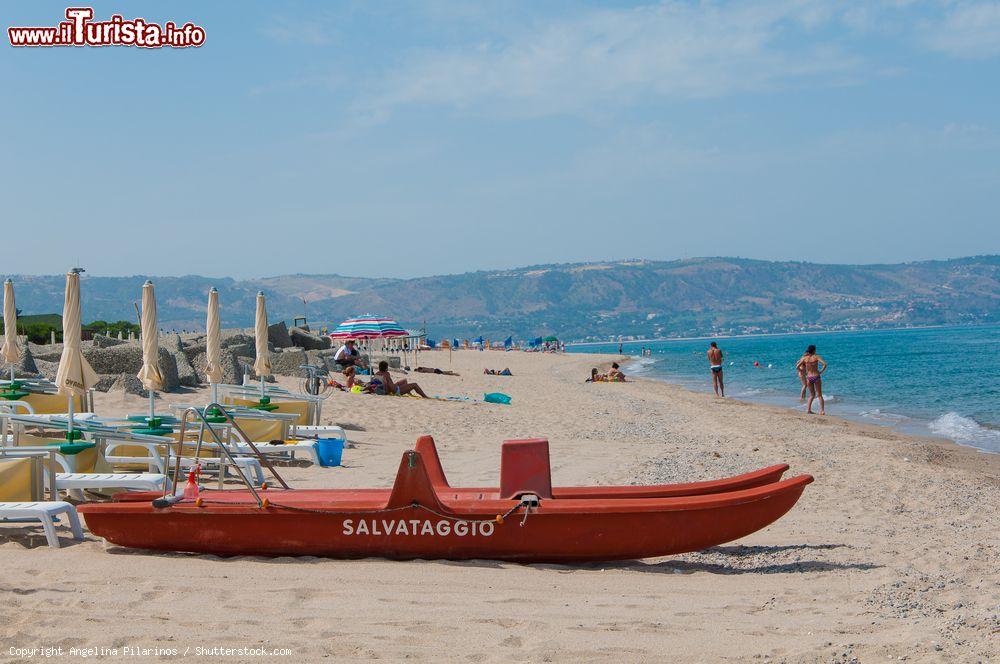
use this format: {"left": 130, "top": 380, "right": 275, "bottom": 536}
{"left": 253, "top": 292, "right": 270, "bottom": 379}
{"left": 137, "top": 281, "right": 164, "bottom": 392}
{"left": 252, "top": 292, "right": 273, "bottom": 407}
{"left": 55, "top": 271, "right": 97, "bottom": 438}
{"left": 136, "top": 281, "right": 164, "bottom": 424}
{"left": 205, "top": 287, "right": 223, "bottom": 386}
{"left": 2, "top": 280, "right": 21, "bottom": 378}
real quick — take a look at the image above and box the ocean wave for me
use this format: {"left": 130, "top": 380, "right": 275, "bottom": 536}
{"left": 624, "top": 356, "right": 658, "bottom": 374}
{"left": 859, "top": 408, "right": 907, "bottom": 423}
{"left": 928, "top": 412, "right": 1000, "bottom": 454}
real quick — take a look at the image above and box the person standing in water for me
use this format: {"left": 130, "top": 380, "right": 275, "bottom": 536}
{"left": 707, "top": 342, "right": 725, "bottom": 397}
{"left": 796, "top": 352, "right": 809, "bottom": 401}
{"left": 796, "top": 345, "right": 827, "bottom": 415}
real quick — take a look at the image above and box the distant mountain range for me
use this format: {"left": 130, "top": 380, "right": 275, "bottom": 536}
{"left": 4, "top": 256, "right": 999, "bottom": 341}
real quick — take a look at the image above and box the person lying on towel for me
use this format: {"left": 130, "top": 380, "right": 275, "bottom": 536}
{"left": 415, "top": 366, "right": 460, "bottom": 376}
{"left": 484, "top": 368, "right": 512, "bottom": 376}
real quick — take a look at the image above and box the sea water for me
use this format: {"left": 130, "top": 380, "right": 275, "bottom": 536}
{"left": 568, "top": 325, "right": 1000, "bottom": 454}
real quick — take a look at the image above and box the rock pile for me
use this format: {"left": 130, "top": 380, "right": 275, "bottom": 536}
{"left": 289, "top": 327, "right": 331, "bottom": 351}
{"left": 268, "top": 321, "right": 293, "bottom": 349}
{"left": 21, "top": 324, "right": 311, "bottom": 394}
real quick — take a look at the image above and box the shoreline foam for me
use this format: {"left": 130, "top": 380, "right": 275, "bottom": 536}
{"left": 607, "top": 350, "right": 1000, "bottom": 456}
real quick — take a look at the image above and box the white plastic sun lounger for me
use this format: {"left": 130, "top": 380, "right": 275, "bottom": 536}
{"left": 53, "top": 473, "right": 165, "bottom": 497}
{"left": 25, "top": 451, "right": 168, "bottom": 500}
{"left": 229, "top": 425, "right": 346, "bottom": 465}
{"left": 104, "top": 441, "right": 264, "bottom": 485}
{"left": 0, "top": 501, "right": 84, "bottom": 548}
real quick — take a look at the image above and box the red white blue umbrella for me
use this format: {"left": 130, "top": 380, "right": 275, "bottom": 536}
{"left": 329, "top": 315, "right": 408, "bottom": 339}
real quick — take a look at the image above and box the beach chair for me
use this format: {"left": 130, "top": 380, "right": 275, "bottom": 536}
{"left": 52, "top": 472, "right": 165, "bottom": 498}
{"left": 104, "top": 440, "right": 264, "bottom": 486}
{"left": 228, "top": 424, "right": 347, "bottom": 465}
{"left": 8, "top": 443, "right": 167, "bottom": 500}
{"left": 0, "top": 453, "right": 84, "bottom": 548}
{"left": 0, "top": 502, "right": 84, "bottom": 548}
{"left": 0, "top": 400, "right": 35, "bottom": 446}
{"left": 2, "top": 414, "right": 170, "bottom": 499}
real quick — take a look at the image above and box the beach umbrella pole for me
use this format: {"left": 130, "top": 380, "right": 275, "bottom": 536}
{"left": 66, "top": 394, "right": 76, "bottom": 440}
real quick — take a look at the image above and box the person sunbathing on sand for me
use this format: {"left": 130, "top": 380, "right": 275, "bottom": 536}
{"left": 795, "top": 345, "right": 827, "bottom": 415}
{"left": 607, "top": 363, "right": 627, "bottom": 382}
{"left": 484, "top": 368, "right": 512, "bottom": 375}
{"left": 373, "top": 360, "right": 429, "bottom": 398}
{"left": 415, "top": 366, "right": 460, "bottom": 376}
{"left": 586, "top": 368, "right": 607, "bottom": 382}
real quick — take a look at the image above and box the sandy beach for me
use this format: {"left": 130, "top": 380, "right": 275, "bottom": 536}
{"left": 1, "top": 349, "right": 997, "bottom": 663}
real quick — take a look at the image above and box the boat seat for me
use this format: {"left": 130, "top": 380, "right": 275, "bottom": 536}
{"left": 499, "top": 439, "right": 552, "bottom": 500}
{"left": 414, "top": 436, "right": 450, "bottom": 488}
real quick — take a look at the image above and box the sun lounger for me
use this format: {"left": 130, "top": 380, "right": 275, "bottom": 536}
{"left": 14, "top": 448, "right": 168, "bottom": 500}
{"left": 52, "top": 472, "right": 166, "bottom": 500}
{"left": 0, "top": 501, "right": 84, "bottom": 548}
{"left": 229, "top": 425, "right": 347, "bottom": 465}
{"left": 104, "top": 441, "right": 264, "bottom": 486}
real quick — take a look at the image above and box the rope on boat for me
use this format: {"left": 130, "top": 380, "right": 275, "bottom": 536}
{"left": 177, "top": 498, "right": 529, "bottom": 524}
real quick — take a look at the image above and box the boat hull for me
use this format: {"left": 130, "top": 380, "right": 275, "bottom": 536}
{"left": 80, "top": 476, "right": 813, "bottom": 563}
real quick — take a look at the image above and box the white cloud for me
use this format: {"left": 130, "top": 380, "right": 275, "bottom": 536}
{"left": 361, "top": 1, "right": 863, "bottom": 118}
{"left": 260, "top": 15, "right": 335, "bottom": 46}
{"left": 924, "top": 1, "right": 1000, "bottom": 59}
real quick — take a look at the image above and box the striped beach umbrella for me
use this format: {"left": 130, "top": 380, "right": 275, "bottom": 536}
{"left": 329, "top": 315, "right": 408, "bottom": 340}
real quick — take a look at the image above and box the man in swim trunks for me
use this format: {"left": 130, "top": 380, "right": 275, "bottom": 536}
{"left": 373, "top": 360, "right": 429, "bottom": 398}
{"left": 707, "top": 342, "right": 725, "bottom": 397}
{"left": 795, "top": 345, "right": 827, "bottom": 415}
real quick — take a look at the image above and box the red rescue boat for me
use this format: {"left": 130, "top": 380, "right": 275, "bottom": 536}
{"left": 80, "top": 438, "right": 813, "bottom": 562}
{"left": 111, "top": 436, "right": 790, "bottom": 503}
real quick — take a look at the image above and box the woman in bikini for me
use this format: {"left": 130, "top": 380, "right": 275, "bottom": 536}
{"left": 795, "top": 345, "right": 827, "bottom": 415}
{"left": 372, "top": 360, "right": 429, "bottom": 398}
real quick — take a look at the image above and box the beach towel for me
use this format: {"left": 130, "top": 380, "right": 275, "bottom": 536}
{"left": 484, "top": 392, "right": 512, "bottom": 405}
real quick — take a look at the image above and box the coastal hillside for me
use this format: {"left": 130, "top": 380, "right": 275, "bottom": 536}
{"left": 4, "top": 256, "right": 998, "bottom": 339}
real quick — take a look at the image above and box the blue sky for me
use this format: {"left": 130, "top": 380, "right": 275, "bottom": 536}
{"left": 2, "top": 1, "right": 999, "bottom": 278}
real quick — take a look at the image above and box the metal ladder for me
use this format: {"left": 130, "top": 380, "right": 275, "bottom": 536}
{"left": 156, "top": 403, "right": 290, "bottom": 508}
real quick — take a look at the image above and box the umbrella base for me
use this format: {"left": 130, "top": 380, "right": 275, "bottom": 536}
{"left": 132, "top": 417, "right": 173, "bottom": 437}
{"left": 252, "top": 397, "right": 278, "bottom": 412}
{"left": 204, "top": 406, "right": 228, "bottom": 424}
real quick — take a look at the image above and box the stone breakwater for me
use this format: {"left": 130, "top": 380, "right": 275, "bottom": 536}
{"left": 17, "top": 323, "right": 335, "bottom": 396}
